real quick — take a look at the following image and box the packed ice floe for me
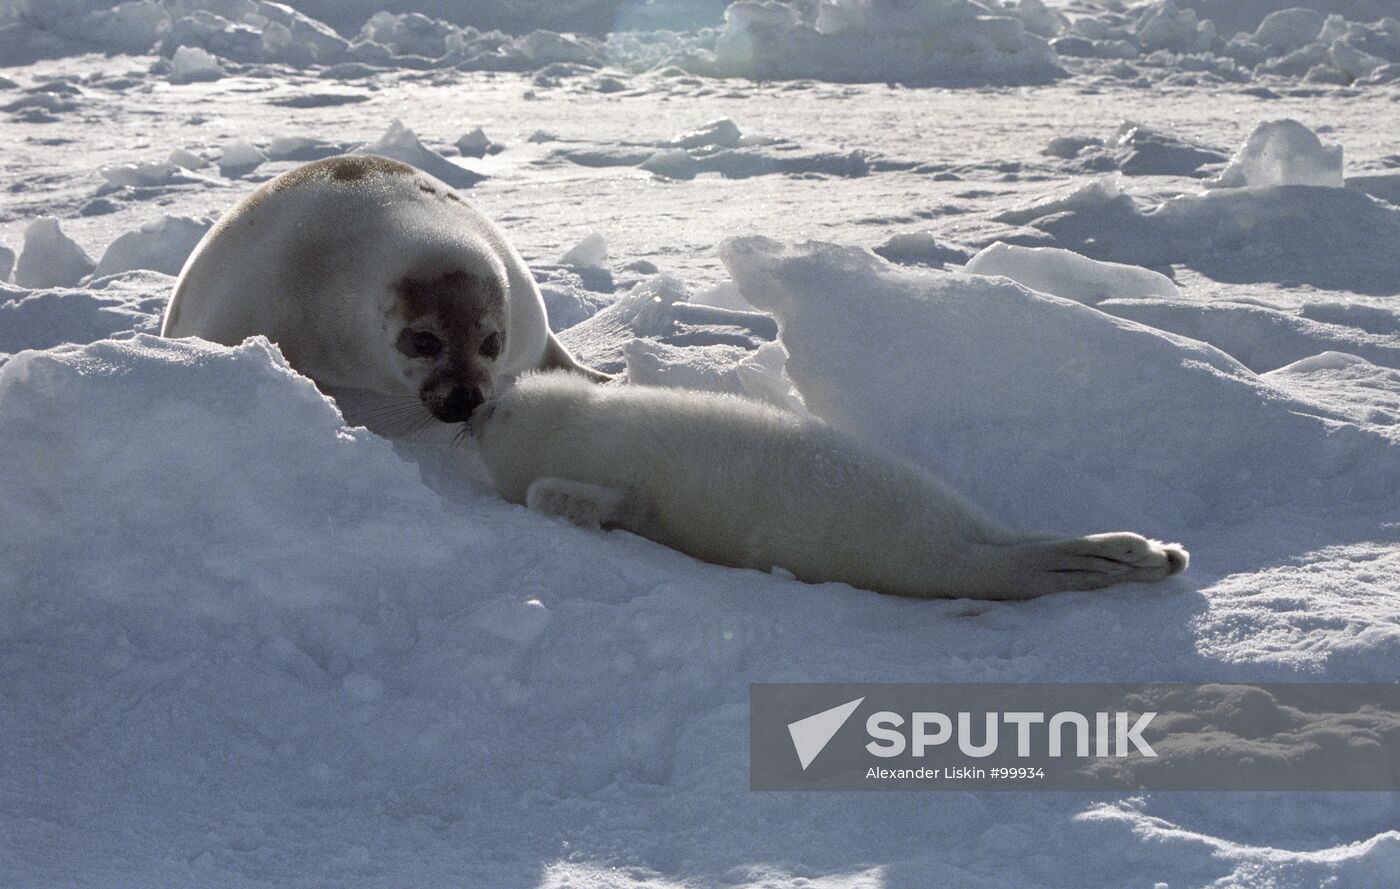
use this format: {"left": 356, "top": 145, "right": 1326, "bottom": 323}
{"left": 4, "top": 3, "right": 1400, "bottom": 888}
{"left": 4, "top": 0, "right": 1400, "bottom": 86}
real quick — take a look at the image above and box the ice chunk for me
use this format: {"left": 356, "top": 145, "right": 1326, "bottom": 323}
{"left": 14, "top": 217, "right": 95, "bottom": 288}
{"left": 93, "top": 215, "right": 211, "bottom": 278}
{"left": 873, "top": 231, "right": 970, "bottom": 268}
{"left": 965, "top": 243, "right": 1178, "bottom": 305}
{"left": 167, "top": 147, "right": 208, "bottom": 169}
{"left": 638, "top": 148, "right": 699, "bottom": 180}
{"left": 1207, "top": 119, "right": 1343, "bottom": 189}
{"left": 1020, "top": 180, "right": 1400, "bottom": 292}
{"left": 1252, "top": 8, "right": 1326, "bottom": 53}
{"left": 535, "top": 269, "right": 611, "bottom": 332}
{"left": 264, "top": 135, "right": 342, "bottom": 162}
{"left": 713, "top": 0, "right": 1063, "bottom": 86}
{"left": 75, "top": 0, "right": 170, "bottom": 55}
{"left": 100, "top": 161, "right": 181, "bottom": 188}
{"left": 454, "top": 126, "right": 500, "bottom": 158}
{"left": 1099, "top": 298, "right": 1400, "bottom": 373}
{"left": 559, "top": 231, "right": 609, "bottom": 270}
{"left": 0, "top": 244, "right": 14, "bottom": 283}
{"left": 218, "top": 140, "right": 266, "bottom": 178}
{"left": 559, "top": 275, "right": 776, "bottom": 374}
{"left": 664, "top": 118, "right": 742, "bottom": 150}
{"left": 168, "top": 45, "right": 225, "bottom": 84}
{"left": 689, "top": 280, "right": 756, "bottom": 312}
{"left": 995, "top": 175, "right": 1128, "bottom": 226}
{"left": 1107, "top": 122, "right": 1228, "bottom": 177}
{"left": 357, "top": 119, "right": 484, "bottom": 189}
{"left": 1136, "top": 1, "right": 1216, "bottom": 54}
{"left": 355, "top": 11, "right": 457, "bottom": 59}
{"left": 1330, "top": 37, "right": 1388, "bottom": 80}
{"left": 516, "top": 30, "right": 601, "bottom": 65}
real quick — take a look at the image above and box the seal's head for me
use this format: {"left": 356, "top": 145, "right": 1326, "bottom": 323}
{"left": 467, "top": 370, "right": 596, "bottom": 458}
{"left": 388, "top": 268, "right": 507, "bottom": 423}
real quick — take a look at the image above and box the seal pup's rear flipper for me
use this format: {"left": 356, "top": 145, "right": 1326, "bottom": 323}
{"left": 974, "top": 533, "right": 1189, "bottom": 600}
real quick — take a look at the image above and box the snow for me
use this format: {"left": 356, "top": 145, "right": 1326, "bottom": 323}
{"left": 0, "top": 272, "right": 167, "bottom": 358}
{"left": 4, "top": 2, "right": 1400, "bottom": 886}
{"left": 720, "top": 236, "right": 1397, "bottom": 531}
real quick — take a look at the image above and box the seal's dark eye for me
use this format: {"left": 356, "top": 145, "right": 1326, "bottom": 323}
{"left": 411, "top": 331, "right": 443, "bottom": 357}
{"left": 479, "top": 331, "right": 502, "bottom": 359}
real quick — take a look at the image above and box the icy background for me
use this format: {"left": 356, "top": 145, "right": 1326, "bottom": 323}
{"left": 2, "top": 1, "right": 1399, "bottom": 887}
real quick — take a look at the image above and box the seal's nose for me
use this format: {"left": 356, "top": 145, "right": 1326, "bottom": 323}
{"left": 434, "top": 386, "right": 483, "bottom": 423}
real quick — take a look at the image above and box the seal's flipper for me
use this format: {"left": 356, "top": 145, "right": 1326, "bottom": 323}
{"left": 977, "top": 532, "right": 1189, "bottom": 599}
{"left": 539, "top": 333, "right": 613, "bottom": 382}
{"left": 525, "top": 477, "right": 645, "bottom": 532}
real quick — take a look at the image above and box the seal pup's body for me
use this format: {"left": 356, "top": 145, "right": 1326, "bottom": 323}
{"left": 471, "top": 372, "right": 1188, "bottom": 600}
{"left": 163, "top": 155, "right": 605, "bottom": 434}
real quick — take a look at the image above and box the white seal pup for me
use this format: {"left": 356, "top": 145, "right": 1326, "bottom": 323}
{"left": 162, "top": 155, "right": 605, "bottom": 433}
{"left": 470, "top": 372, "right": 1188, "bottom": 600}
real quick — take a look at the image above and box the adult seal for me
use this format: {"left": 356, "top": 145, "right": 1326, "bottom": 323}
{"left": 162, "top": 154, "right": 606, "bottom": 434}
{"left": 470, "top": 371, "right": 1189, "bottom": 601}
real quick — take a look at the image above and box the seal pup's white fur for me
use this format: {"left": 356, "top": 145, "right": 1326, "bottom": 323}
{"left": 470, "top": 372, "right": 1188, "bottom": 600}
{"left": 163, "top": 155, "right": 605, "bottom": 435}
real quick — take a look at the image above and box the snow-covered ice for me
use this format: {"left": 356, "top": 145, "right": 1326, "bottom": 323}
{"left": 168, "top": 44, "right": 225, "bottom": 83}
{"left": 3, "top": 1, "right": 1400, "bottom": 887}
{"left": 965, "top": 242, "right": 1180, "bottom": 305}
{"left": 217, "top": 140, "right": 267, "bottom": 178}
{"left": 13, "top": 216, "right": 95, "bottom": 288}
{"left": 357, "top": 118, "right": 484, "bottom": 188}
{"left": 558, "top": 230, "right": 609, "bottom": 270}
{"left": 1207, "top": 118, "right": 1344, "bottom": 188}
{"left": 454, "top": 125, "right": 500, "bottom": 158}
{"left": 92, "top": 214, "right": 210, "bottom": 278}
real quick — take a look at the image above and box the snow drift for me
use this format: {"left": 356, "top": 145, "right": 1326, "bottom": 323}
{"left": 721, "top": 237, "right": 1399, "bottom": 533}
